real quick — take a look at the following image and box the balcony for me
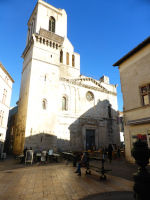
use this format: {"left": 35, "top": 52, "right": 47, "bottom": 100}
{"left": 39, "top": 28, "right": 64, "bottom": 44}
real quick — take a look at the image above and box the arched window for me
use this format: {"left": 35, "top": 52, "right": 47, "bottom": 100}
{"left": 42, "top": 99, "right": 47, "bottom": 110}
{"left": 62, "top": 96, "right": 67, "bottom": 110}
{"left": 60, "top": 50, "right": 63, "bottom": 63}
{"left": 72, "top": 54, "right": 75, "bottom": 67}
{"left": 66, "top": 52, "right": 69, "bottom": 65}
{"left": 49, "top": 16, "right": 55, "bottom": 33}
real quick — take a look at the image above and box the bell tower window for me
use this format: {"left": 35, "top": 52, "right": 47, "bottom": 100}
{"left": 60, "top": 50, "right": 63, "bottom": 63}
{"left": 49, "top": 16, "right": 55, "bottom": 33}
{"left": 72, "top": 54, "right": 75, "bottom": 67}
{"left": 66, "top": 52, "right": 69, "bottom": 65}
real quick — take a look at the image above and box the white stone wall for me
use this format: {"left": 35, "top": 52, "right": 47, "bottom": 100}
{"left": 57, "top": 79, "right": 119, "bottom": 151}
{"left": 15, "top": 1, "right": 120, "bottom": 154}
{"left": 118, "top": 43, "right": 150, "bottom": 163}
{"left": 0, "top": 63, "right": 14, "bottom": 152}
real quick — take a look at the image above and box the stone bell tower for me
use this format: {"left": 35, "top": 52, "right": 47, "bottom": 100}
{"left": 13, "top": 0, "right": 69, "bottom": 154}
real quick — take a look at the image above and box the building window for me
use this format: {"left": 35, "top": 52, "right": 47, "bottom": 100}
{"left": 66, "top": 52, "right": 69, "bottom": 65}
{"left": 62, "top": 96, "right": 67, "bottom": 110}
{"left": 2, "top": 89, "right": 7, "bottom": 104}
{"left": 60, "top": 50, "right": 63, "bottom": 63}
{"left": 0, "top": 111, "right": 4, "bottom": 126}
{"left": 86, "top": 91, "right": 94, "bottom": 101}
{"left": 5, "top": 76, "right": 9, "bottom": 83}
{"left": 72, "top": 54, "right": 75, "bottom": 67}
{"left": 140, "top": 84, "right": 150, "bottom": 106}
{"left": 49, "top": 16, "right": 55, "bottom": 33}
{"left": 42, "top": 99, "right": 47, "bottom": 110}
{"left": 108, "top": 105, "right": 111, "bottom": 118}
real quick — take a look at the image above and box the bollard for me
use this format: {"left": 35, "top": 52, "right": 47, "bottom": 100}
{"left": 131, "top": 139, "right": 150, "bottom": 200}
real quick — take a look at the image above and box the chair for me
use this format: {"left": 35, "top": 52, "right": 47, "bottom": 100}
{"left": 25, "top": 150, "right": 33, "bottom": 164}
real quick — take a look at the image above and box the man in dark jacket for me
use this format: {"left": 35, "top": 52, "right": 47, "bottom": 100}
{"left": 74, "top": 152, "right": 87, "bottom": 176}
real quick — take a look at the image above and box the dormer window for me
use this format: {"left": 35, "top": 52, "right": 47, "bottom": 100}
{"left": 49, "top": 16, "right": 55, "bottom": 33}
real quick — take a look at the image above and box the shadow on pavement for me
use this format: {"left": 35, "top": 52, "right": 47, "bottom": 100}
{"left": 79, "top": 191, "right": 134, "bottom": 200}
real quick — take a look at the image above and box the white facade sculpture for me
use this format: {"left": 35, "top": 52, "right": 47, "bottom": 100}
{"left": 14, "top": 0, "right": 119, "bottom": 154}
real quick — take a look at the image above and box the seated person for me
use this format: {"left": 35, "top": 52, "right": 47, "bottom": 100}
{"left": 75, "top": 152, "right": 87, "bottom": 176}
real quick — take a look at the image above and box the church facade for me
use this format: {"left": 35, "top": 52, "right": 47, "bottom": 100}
{"left": 13, "top": 0, "right": 119, "bottom": 154}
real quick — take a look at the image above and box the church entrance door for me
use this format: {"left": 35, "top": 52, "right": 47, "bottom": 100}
{"left": 86, "top": 129, "right": 95, "bottom": 151}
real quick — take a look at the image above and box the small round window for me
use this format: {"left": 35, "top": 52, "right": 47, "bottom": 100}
{"left": 86, "top": 91, "right": 94, "bottom": 101}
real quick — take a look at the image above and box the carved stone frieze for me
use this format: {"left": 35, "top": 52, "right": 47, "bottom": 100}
{"left": 60, "top": 77, "right": 117, "bottom": 96}
{"left": 79, "top": 117, "right": 104, "bottom": 127}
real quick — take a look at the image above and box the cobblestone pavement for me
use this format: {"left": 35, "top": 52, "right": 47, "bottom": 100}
{"left": 0, "top": 157, "right": 150, "bottom": 200}
{"left": 0, "top": 156, "right": 148, "bottom": 200}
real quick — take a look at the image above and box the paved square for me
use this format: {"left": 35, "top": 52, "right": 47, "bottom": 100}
{"left": 0, "top": 160, "right": 134, "bottom": 200}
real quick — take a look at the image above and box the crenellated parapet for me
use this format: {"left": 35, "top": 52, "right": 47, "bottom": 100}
{"left": 22, "top": 28, "right": 64, "bottom": 59}
{"left": 39, "top": 28, "right": 64, "bottom": 44}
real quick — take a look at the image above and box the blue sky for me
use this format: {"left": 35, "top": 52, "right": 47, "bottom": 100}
{"left": 1, "top": 0, "right": 150, "bottom": 111}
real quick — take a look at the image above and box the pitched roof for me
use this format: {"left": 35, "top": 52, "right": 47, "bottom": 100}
{"left": 113, "top": 36, "right": 150, "bottom": 66}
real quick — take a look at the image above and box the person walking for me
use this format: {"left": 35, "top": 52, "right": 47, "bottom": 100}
{"left": 23, "top": 147, "right": 28, "bottom": 163}
{"left": 108, "top": 144, "right": 113, "bottom": 163}
{"left": 74, "top": 152, "right": 88, "bottom": 176}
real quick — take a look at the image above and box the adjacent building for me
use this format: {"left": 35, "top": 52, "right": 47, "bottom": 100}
{"left": 113, "top": 36, "right": 150, "bottom": 163}
{"left": 5, "top": 105, "right": 18, "bottom": 154}
{"left": 0, "top": 62, "right": 14, "bottom": 153}
{"left": 13, "top": 0, "right": 120, "bottom": 154}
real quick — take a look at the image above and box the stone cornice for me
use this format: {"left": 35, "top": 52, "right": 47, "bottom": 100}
{"left": 123, "top": 104, "right": 150, "bottom": 113}
{"left": 22, "top": 37, "right": 34, "bottom": 59}
{"left": 0, "top": 75, "right": 13, "bottom": 90}
{"left": 0, "top": 62, "right": 14, "bottom": 83}
{"left": 0, "top": 101, "right": 10, "bottom": 109}
{"left": 60, "top": 77, "right": 117, "bottom": 96}
{"left": 38, "top": 0, "right": 63, "bottom": 16}
{"left": 127, "top": 117, "right": 150, "bottom": 125}
{"left": 33, "top": 58, "right": 60, "bottom": 68}
{"left": 22, "top": 30, "right": 64, "bottom": 59}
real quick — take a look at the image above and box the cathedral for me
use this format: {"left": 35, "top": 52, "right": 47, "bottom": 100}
{"left": 13, "top": 0, "right": 120, "bottom": 154}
